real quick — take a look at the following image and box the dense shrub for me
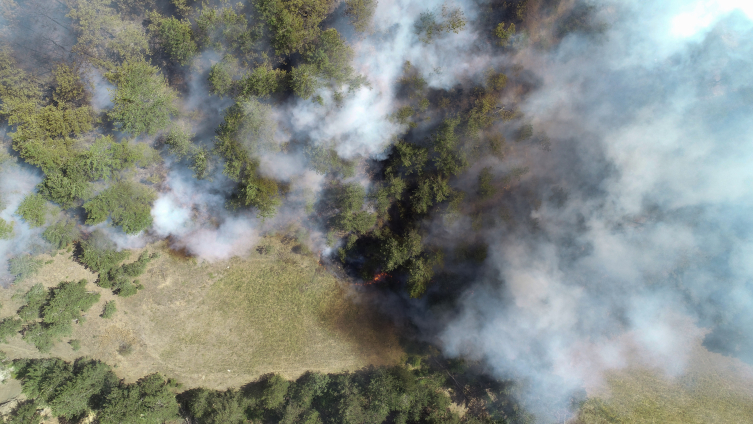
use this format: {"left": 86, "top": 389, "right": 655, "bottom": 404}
{"left": 15, "top": 193, "right": 47, "bottom": 227}
{"left": 8, "top": 255, "right": 45, "bottom": 282}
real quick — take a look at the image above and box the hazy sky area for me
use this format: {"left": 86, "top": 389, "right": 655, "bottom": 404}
{"left": 0, "top": 0, "right": 752, "bottom": 421}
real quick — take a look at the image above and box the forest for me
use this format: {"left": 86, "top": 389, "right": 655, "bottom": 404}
{"left": 2, "top": 0, "right": 753, "bottom": 422}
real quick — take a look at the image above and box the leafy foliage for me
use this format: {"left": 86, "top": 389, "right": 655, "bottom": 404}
{"left": 98, "top": 251, "right": 157, "bottom": 296}
{"left": 18, "top": 284, "right": 47, "bottom": 322}
{"left": 477, "top": 167, "right": 495, "bottom": 199}
{"left": 0, "top": 217, "right": 14, "bottom": 239}
{"left": 15, "top": 193, "right": 47, "bottom": 227}
{"left": 42, "top": 280, "right": 100, "bottom": 326}
{"left": 164, "top": 125, "right": 195, "bottom": 159}
{"left": 9, "top": 256, "right": 45, "bottom": 283}
{"left": 415, "top": 5, "right": 467, "bottom": 43}
{"left": 256, "top": 0, "right": 332, "bottom": 56}
{"left": 240, "top": 65, "right": 287, "bottom": 97}
{"left": 106, "top": 59, "right": 178, "bottom": 135}
{"left": 208, "top": 61, "right": 234, "bottom": 97}
{"left": 0, "top": 317, "right": 23, "bottom": 343}
{"left": 194, "top": 6, "right": 259, "bottom": 54}
{"left": 5, "top": 400, "right": 43, "bottom": 424}
{"left": 79, "top": 230, "right": 132, "bottom": 275}
{"left": 101, "top": 300, "right": 117, "bottom": 318}
{"left": 495, "top": 22, "right": 516, "bottom": 46}
{"left": 17, "top": 281, "right": 99, "bottom": 352}
{"left": 306, "top": 144, "right": 356, "bottom": 177}
{"left": 42, "top": 219, "right": 80, "bottom": 249}
{"left": 97, "top": 373, "right": 180, "bottom": 424}
{"left": 84, "top": 181, "right": 156, "bottom": 234}
{"left": 345, "top": 0, "right": 377, "bottom": 32}
{"left": 156, "top": 16, "right": 197, "bottom": 64}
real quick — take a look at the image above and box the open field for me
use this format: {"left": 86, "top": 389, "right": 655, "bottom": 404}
{"left": 573, "top": 335, "right": 753, "bottom": 423}
{"left": 0, "top": 236, "right": 403, "bottom": 392}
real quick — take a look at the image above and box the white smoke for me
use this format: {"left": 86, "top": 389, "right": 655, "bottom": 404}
{"left": 439, "top": 0, "right": 753, "bottom": 420}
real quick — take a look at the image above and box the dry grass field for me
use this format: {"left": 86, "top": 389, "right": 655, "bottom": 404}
{"left": 573, "top": 335, "right": 753, "bottom": 424}
{"left": 0, "top": 235, "right": 403, "bottom": 392}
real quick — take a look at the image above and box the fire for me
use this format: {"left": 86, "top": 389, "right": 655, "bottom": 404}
{"left": 353, "top": 272, "right": 390, "bottom": 286}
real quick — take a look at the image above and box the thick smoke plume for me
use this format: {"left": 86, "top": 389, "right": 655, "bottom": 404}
{"left": 438, "top": 0, "right": 753, "bottom": 419}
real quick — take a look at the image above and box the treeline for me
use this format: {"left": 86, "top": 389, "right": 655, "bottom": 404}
{"left": 4, "top": 355, "right": 532, "bottom": 423}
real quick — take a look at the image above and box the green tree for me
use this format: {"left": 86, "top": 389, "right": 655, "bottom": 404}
{"left": 237, "top": 174, "right": 282, "bottom": 219}
{"left": 262, "top": 374, "right": 290, "bottom": 410}
{"left": 240, "top": 65, "right": 287, "bottom": 98}
{"left": 495, "top": 22, "right": 516, "bottom": 46}
{"left": 9, "top": 255, "right": 44, "bottom": 282}
{"left": 164, "top": 125, "right": 195, "bottom": 159}
{"left": 190, "top": 147, "right": 211, "bottom": 179}
{"left": 256, "top": 0, "right": 331, "bottom": 55}
{"left": 290, "top": 64, "right": 321, "bottom": 100}
{"left": 5, "top": 400, "right": 42, "bottom": 424}
{"left": 42, "top": 280, "right": 100, "bottom": 326}
{"left": 22, "top": 322, "right": 69, "bottom": 353}
{"left": 37, "top": 169, "right": 91, "bottom": 209}
{"left": 43, "top": 219, "right": 80, "bottom": 249}
{"left": 156, "top": 16, "right": 197, "bottom": 64}
{"left": 208, "top": 62, "right": 234, "bottom": 97}
{"left": 345, "top": 0, "right": 377, "bottom": 32}
{"left": 0, "top": 317, "right": 22, "bottom": 343}
{"left": 415, "top": 5, "right": 467, "bottom": 43}
{"left": 305, "top": 29, "right": 355, "bottom": 85}
{"left": 79, "top": 231, "right": 131, "bottom": 274}
{"left": 83, "top": 181, "right": 156, "bottom": 234}
{"left": 47, "top": 359, "right": 117, "bottom": 420}
{"left": 97, "top": 374, "right": 180, "bottom": 424}
{"left": 52, "top": 64, "right": 87, "bottom": 105}
{"left": 15, "top": 194, "right": 47, "bottom": 228}
{"left": 18, "top": 284, "right": 47, "bottom": 322}
{"left": 106, "top": 59, "right": 178, "bottom": 135}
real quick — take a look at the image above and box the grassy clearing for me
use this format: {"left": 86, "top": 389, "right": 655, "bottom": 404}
{"left": 0, "top": 236, "right": 402, "bottom": 392}
{"left": 574, "top": 342, "right": 753, "bottom": 424}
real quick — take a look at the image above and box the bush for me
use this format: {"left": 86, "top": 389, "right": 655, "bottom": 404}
{"left": 15, "top": 193, "right": 47, "bottom": 227}
{"left": 79, "top": 231, "right": 131, "bottom": 274}
{"left": 208, "top": 62, "right": 234, "bottom": 97}
{"left": 20, "top": 280, "right": 98, "bottom": 352}
{"left": 240, "top": 65, "right": 286, "bottom": 97}
{"left": 5, "top": 400, "right": 42, "bottom": 424}
{"left": 158, "top": 16, "right": 196, "bottom": 64}
{"left": 0, "top": 318, "right": 22, "bottom": 343}
{"left": 0, "top": 217, "right": 13, "bottom": 239}
{"left": 164, "top": 125, "right": 195, "bottom": 159}
{"left": 22, "top": 321, "right": 69, "bottom": 353}
{"left": 106, "top": 59, "right": 178, "bottom": 135}
{"left": 101, "top": 301, "right": 116, "bottom": 319}
{"left": 9, "top": 255, "right": 44, "bottom": 282}
{"left": 345, "top": 0, "right": 377, "bottom": 32}
{"left": 42, "top": 280, "right": 100, "bottom": 326}
{"left": 69, "top": 339, "right": 81, "bottom": 351}
{"left": 18, "top": 284, "right": 47, "bottom": 321}
{"left": 83, "top": 181, "right": 157, "bottom": 234}
{"left": 99, "top": 251, "right": 156, "bottom": 296}
{"left": 42, "top": 219, "right": 79, "bottom": 249}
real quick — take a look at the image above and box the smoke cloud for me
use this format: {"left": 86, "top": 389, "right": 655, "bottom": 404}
{"left": 437, "top": 0, "right": 753, "bottom": 420}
